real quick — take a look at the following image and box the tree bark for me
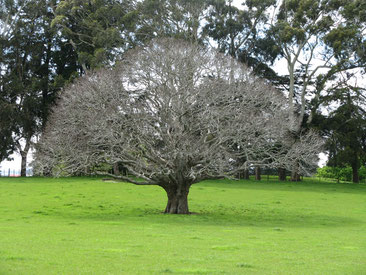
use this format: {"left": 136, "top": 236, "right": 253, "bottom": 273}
{"left": 243, "top": 169, "right": 249, "bottom": 180}
{"left": 19, "top": 138, "right": 31, "bottom": 177}
{"left": 113, "top": 163, "right": 120, "bottom": 175}
{"left": 291, "top": 161, "right": 301, "bottom": 182}
{"left": 255, "top": 166, "right": 261, "bottom": 181}
{"left": 351, "top": 163, "right": 359, "bottom": 183}
{"left": 278, "top": 168, "right": 286, "bottom": 181}
{"left": 291, "top": 171, "right": 301, "bottom": 181}
{"left": 163, "top": 184, "right": 190, "bottom": 214}
{"left": 20, "top": 151, "right": 27, "bottom": 177}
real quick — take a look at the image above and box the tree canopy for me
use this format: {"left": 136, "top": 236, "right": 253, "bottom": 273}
{"left": 34, "top": 39, "right": 322, "bottom": 213}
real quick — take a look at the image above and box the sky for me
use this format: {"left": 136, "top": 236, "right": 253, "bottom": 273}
{"left": 0, "top": 149, "right": 34, "bottom": 172}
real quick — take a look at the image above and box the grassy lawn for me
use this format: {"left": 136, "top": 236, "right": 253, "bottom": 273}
{"left": 0, "top": 177, "right": 366, "bottom": 274}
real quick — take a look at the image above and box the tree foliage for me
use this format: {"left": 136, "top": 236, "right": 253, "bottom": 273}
{"left": 317, "top": 165, "right": 366, "bottom": 182}
{"left": 0, "top": 0, "right": 61, "bottom": 173}
{"left": 321, "top": 87, "right": 366, "bottom": 183}
{"left": 52, "top": 0, "right": 136, "bottom": 72}
{"left": 0, "top": 0, "right": 135, "bottom": 171}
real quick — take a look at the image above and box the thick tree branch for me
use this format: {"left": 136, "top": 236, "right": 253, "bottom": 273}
{"left": 94, "top": 172, "right": 156, "bottom": 186}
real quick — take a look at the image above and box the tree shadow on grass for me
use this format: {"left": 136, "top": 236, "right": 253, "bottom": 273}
{"left": 187, "top": 208, "right": 361, "bottom": 228}
{"left": 146, "top": 206, "right": 361, "bottom": 228}
{"left": 196, "top": 179, "right": 366, "bottom": 195}
{"left": 42, "top": 204, "right": 362, "bottom": 229}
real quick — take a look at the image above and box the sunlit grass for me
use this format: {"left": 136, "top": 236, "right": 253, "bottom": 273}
{"left": 0, "top": 176, "right": 366, "bottom": 274}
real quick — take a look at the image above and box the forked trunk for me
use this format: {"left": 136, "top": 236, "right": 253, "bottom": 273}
{"left": 164, "top": 185, "right": 190, "bottom": 214}
{"left": 278, "top": 168, "right": 286, "bottom": 181}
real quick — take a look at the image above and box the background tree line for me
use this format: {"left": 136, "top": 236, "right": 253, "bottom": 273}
{"left": 1, "top": 0, "right": 365, "bottom": 182}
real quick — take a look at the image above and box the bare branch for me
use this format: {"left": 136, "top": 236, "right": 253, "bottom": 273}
{"left": 34, "top": 38, "right": 321, "bottom": 184}
{"left": 94, "top": 172, "right": 155, "bottom": 185}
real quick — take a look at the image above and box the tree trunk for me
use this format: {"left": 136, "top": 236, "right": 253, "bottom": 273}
{"left": 351, "top": 163, "right": 359, "bottom": 183}
{"left": 19, "top": 138, "right": 31, "bottom": 177}
{"left": 291, "top": 160, "right": 301, "bottom": 182}
{"left": 113, "top": 163, "right": 120, "bottom": 175}
{"left": 255, "top": 166, "right": 261, "bottom": 181}
{"left": 291, "top": 170, "right": 301, "bottom": 181}
{"left": 163, "top": 185, "right": 190, "bottom": 214}
{"left": 278, "top": 168, "right": 286, "bottom": 181}
{"left": 20, "top": 151, "right": 27, "bottom": 177}
{"left": 243, "top": 169, "right": 249, "bottom": 180}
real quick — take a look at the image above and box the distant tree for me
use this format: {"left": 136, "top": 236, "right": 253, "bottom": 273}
{"left": 34, "top": 39, "right": 321, "bottom": 213}
{"left": 0, "top": 0, "right": 64, "bottom": 176}
{"left": 322, "top": 87, "right": 366, "bottom": 183}
{"left": 263, "top": 0, "right": 366, "bottom": 180}
{"left": 135, "top": 0, "right": 209, "bottom": 43}
{"left": 0, "top": 101, "right": 15, "bottom": 162}
{"left": 317, "top": 165, "right": 366, "bottom": 182}
{"left": 0, "top": 0, "right": 25, "bottom": 162}
{"left": 204, "top": 0, "right": 273, "bottom": 56}
{"left": 52, "top": 0, "right": 139, "bottom": 73}
{"left": 1, "top": 0, "right": 135, "bottom": 174}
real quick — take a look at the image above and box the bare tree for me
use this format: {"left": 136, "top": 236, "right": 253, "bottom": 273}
{"left": 34, "top": 39, "right": 321, "bottom": 214}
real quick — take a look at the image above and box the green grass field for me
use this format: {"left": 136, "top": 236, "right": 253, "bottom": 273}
{"left": 0, "top": 177, "right": 366, "bottom": 274}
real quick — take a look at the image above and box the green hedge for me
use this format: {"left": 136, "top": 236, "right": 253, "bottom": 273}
{"left": 316, "top": 166, "right": 366, "bottom": 182}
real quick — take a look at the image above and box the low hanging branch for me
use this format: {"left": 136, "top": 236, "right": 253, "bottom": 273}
{"left": 95, "top": 172, "right": 154, "bottom": 185}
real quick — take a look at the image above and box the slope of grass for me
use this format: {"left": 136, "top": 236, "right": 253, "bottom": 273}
{"left": 0, "top": 176, "right": 366, "bottom": 274}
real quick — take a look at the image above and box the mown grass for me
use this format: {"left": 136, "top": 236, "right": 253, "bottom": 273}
{"left": 0, "top": 176, "right": 366, "bottom": 274}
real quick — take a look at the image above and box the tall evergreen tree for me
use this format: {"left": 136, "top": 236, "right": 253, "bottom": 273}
{"left": 1, "top": 0, "right": 138, "bottom": 175}
{"left": 322, "top": 86, "right": 366, "bottom": 183}
{"left": 262, "top": 0, "right": 366, "bottom": 180}
{"left": 135, "top": 0, "right": 209, "bottom": 44}
{"left": 0, "top": 0, "right": 24, "bottom": 162}
{"left": 52, "top": 0, "right": 137, "bottom": 72}
{"left": 1, "top": 0, "right": 60, "bottom": 175}
{"left": 0, "top": 0, "right": 81, "bottom": 175}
